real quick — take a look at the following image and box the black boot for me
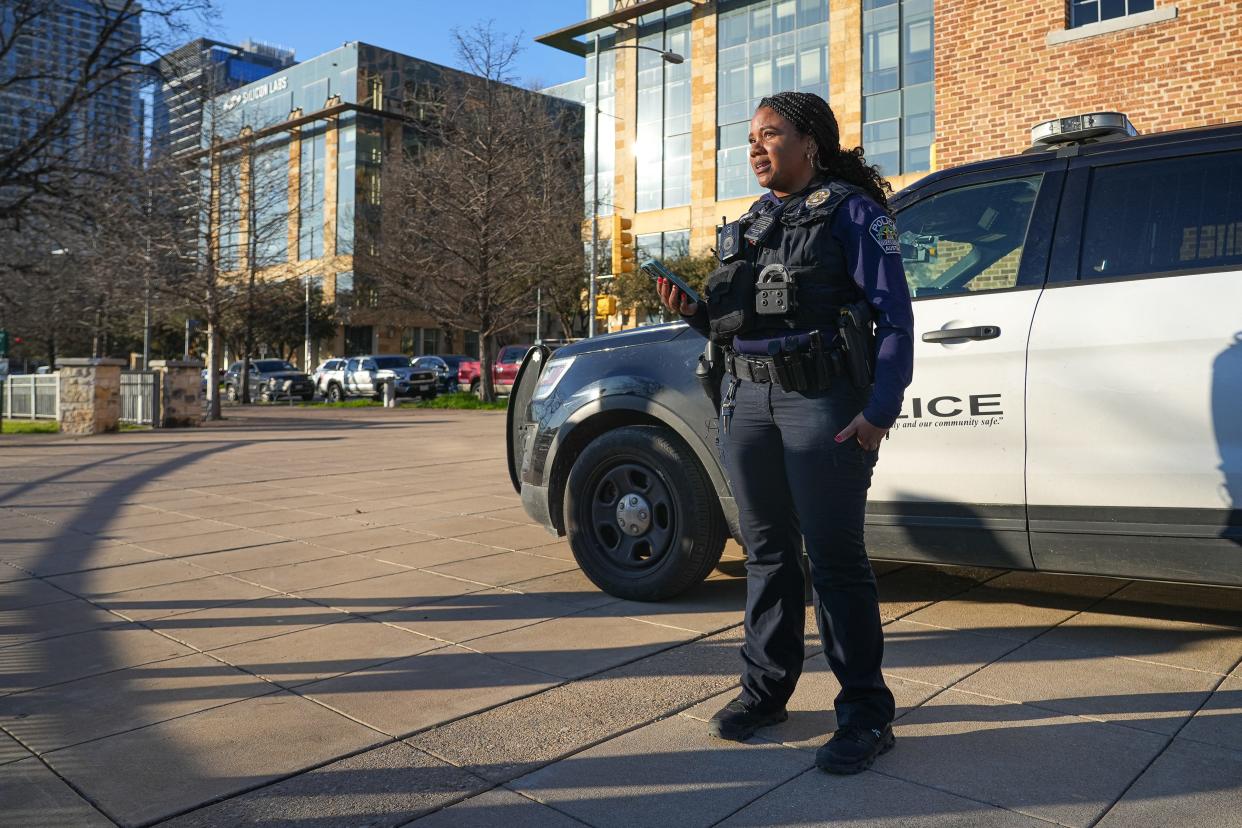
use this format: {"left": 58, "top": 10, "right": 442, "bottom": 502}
{"left": 815, "top": 724, "right": 895, "bottom": 774}
{"left": 707, "top": 697, "right": 788, "bottom": 742}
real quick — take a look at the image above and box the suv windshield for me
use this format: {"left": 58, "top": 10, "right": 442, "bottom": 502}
{"left": 254, "top": 360, "right": 295, "bottom": 373}
{"left": 373, "top": 357, "right": 410, "bottom": 370}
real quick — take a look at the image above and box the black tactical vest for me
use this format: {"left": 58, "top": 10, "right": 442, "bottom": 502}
{"left": 746, "top": 179, "right": 868, "bottom": 333}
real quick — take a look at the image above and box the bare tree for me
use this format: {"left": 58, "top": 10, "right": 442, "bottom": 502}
{"left": 0, "top": 0, "right": 213, "bottom": 228}
{"left": 612, "top": 251, "right": 718, "bottom": 326}
{"left": 361, "top": 23, "right": 584, "bottom": 400}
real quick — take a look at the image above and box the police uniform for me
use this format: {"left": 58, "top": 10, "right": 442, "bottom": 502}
{"left": 689, "top": 177, "right": 914, "bottom": 734}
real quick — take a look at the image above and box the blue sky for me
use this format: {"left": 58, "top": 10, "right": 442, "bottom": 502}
{"left": 208, "top": 0, "right": 589, "bottom": 88}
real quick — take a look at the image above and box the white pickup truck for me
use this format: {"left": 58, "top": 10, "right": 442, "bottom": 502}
{"left": 318, "top": 354, "right": 436, "bottom": 402}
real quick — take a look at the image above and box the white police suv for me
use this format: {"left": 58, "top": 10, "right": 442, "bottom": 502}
{"left": 509, "top": 113, "right": 1242, "bottom": 600}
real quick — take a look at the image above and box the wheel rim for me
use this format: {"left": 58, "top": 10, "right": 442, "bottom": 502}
{"left": 584, "top": 461, "right": 677, "bottom": 572}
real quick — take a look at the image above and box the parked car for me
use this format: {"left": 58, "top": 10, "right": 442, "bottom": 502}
{"left": 508, "top": 113, "right": 1242, "bottom": 600}
{"left": 320, "top": 354, "right": 436, "bottom": 402}
{"left": 223, "top": 359, "right": 314, "bottom": 402}
{"left": 412, "top": 354, "right": 474, "bottom": 394}
{"left": 458, "top": 344, "right": 532, "bottom": 398}
{"left": 312, "top": 358, "right": 346, "bottom": 396}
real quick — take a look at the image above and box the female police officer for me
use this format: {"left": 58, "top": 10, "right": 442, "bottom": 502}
{"left": 656, "top": 91, "right": 913, "bottom": 775}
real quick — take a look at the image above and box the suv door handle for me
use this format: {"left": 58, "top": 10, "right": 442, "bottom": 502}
{"left": 922, "top": 325, "right": 1001, "bottom": 343}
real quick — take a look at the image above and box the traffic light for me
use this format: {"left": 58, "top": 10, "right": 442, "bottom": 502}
{"left": 596, "top": 295, "right": 618, "bottom": 317}
{"left": 611, "top": 214, "right": 634, "bottom": 274}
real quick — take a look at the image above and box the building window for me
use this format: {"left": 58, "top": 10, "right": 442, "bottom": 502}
{"left": 335, "top": 271, "right": 354, "bottom": 309}
{"left": 1070, "top": 0, "right": 1155, "bottom": 27}
{"left": 636, "top": 228, "right": 691, "bottom": 262}
{"left": 862, "top": 0, "right": 933, "bottom": 177}
{"left": 401, "top": 327, "right": 447, "bottom": 356}
{"left": 717, "top": 0, "right": 829, "bottom": 202}
{"left": 343, "top": 325, "right": 373, "bottom": 356}
{"left": 253, "top": 136, "right": 290, "bottom": 267}
{"left": 367, "top": 73, "right": 384, "bottom": 108}
{"left": 635, "top": 5, "right": 693, "bottom": 212}
{"left": 585, "top": 46, "right": 616, "bottom": 218}
{"left": 298, "top": 124, "right": 326, "bottom": 260}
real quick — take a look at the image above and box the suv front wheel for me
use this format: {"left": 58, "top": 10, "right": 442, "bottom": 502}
{"left": 326, "top": 383, "right": 343, "bottom": 403}
{"left": 564, "top": 425, "right": 726, "bottom": 601}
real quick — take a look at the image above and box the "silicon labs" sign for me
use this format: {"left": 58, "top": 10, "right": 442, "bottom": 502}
{"left": 222, "top": 76, "right": 289, "bottom": 112}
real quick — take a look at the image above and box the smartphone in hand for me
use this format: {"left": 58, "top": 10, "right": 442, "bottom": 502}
{"left": 641, "top": 259, "right": 702, "bottom": 306}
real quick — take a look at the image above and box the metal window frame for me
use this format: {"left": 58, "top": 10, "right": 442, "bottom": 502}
{"left": 861, "top": 0, "right": 934, "bottom": 177}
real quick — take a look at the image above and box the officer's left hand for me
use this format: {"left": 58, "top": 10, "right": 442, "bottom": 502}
{"left": 835, "top": 413, "right": 887, "bottom": 451}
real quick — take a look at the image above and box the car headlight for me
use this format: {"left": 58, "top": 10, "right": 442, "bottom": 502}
{"left": 532, "top": 356, "right": 574, "bottom": 401}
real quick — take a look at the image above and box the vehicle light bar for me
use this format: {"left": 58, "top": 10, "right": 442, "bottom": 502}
{"left": 1030, "top": 112, "right": 1137, "bottom": 146}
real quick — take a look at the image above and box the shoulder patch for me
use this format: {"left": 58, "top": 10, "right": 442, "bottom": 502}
{"left": 805, "top": 188, "right": 831, "bottom": 208}
{"left": 869, "top": 215, "right": 900, "bottom": 255}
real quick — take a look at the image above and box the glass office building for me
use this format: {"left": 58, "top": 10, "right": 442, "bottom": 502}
{"left": 0, "top": 0, "right": 142, "bottom": 161}
{"left": 151, "top": 39, "right": 295, "bottom": 162}
{"left": 536, "top": 0, "right": 934, "bottom": 332}
{"left": 205, "top": 42, "right": 579, "bottom": 361}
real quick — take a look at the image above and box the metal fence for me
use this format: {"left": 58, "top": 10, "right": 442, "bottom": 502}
{"left": 2, "top": 374, "right": 59, "bottom": 420}
{"left": 120, "top": 370, "right": 160, "bottom": 426}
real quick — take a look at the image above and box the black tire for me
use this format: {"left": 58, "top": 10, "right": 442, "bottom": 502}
{"left": 564, "top": 425, "right": 726, "bottom": 601}
{"left": 225, "top": 384, "right": 238, "bottom": 403}
{"left": 471, "top": 379, "right": 482, "bottom": 400}
{"left": 301, "top": 394, "right": 314, "bottom": 402}
{"left": 326, "top": 383, "right": 343, "bottom": 403}
{"left": 421, "top": 390, "right": 436, "bottom": 401}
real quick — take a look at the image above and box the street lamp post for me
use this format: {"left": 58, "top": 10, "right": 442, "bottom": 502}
{"left": 587, "top": 35, "right": 683, "bottom": 338}
{"left": 304, "top": 275, "right": 311, "bottom": 371}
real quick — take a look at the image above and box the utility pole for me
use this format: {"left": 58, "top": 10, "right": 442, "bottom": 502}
{"left": 588, "top": 34, "right": 600, "bottom": 338}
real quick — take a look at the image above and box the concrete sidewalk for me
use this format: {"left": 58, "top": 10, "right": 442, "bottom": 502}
{"left": 0, "top": 407, "right": 1239, "bottom": 827}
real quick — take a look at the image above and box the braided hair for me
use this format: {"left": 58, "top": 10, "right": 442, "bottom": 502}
{"left": 757, "top": 91, "right": 892, "bottom": 213}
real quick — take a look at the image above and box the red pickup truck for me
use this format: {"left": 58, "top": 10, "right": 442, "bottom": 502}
{"left": 457, "top": 344, "right": 532, "bottom": 397}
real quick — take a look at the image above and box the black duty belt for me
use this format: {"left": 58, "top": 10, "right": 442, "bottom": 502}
{"left": 725, "top": 347, "right": 840, "bottom": 392}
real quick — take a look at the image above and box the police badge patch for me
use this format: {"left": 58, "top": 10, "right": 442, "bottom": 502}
{"left": 805, "top": 189, "right": 831, "bottom": 208}
{"left": 869, "top": 215, "right": 900, "bottom": 254}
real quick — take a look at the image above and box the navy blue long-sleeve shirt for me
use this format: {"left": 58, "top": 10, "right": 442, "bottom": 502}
{"left": 829, "top": 193, "right": 915, "bottom": 428}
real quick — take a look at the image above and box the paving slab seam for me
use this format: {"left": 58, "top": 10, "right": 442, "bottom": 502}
{"left": 359, "top": 601, "right": 573, "bottom": 649}
{"left": 866, "top": 767, "right": 1074, "bottom": 828}
{"left": 1087, "top": 648, "right": 1242, "bottom": 828}
{"left": 0, "top": 727, "right": 125, "bottom": 827}
{"left": 189, "top": 462, "right": 507, "bottom": 494}
{"left": 879, "top": 576, "right": 1135, "bottom": 728}
{"left": 4, "top": 684, "right": 290, "bottom": 761}
{"left": 138, "top": 737, "right": 463, "bottom": 828}
{"left": 406, "top": 675, "right": 763, "bottom": 791}
{"left": 899, "top": 682, "right": 1199, "bottom": 742}
{"left": 394, "top": 782, "right": 596, "bottom": 828}
{"left": 895, "top": 615, "right": 1240, "bottom": 679}
{"left": 702, "top": 757, "right": 817, "bottom": 828}
{"left": 0, "top": 644, "right": 200, "bottom": 700}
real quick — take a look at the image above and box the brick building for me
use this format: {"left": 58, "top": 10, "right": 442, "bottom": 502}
{"left": 936, "top": 1, "right": 1242, "bottom": 168}
{"left": 539, "top": 1, "right": 1240, "bottom": 330}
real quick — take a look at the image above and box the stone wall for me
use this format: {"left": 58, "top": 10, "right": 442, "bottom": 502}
{"left": 151, "top": 360, "right": 202, "bottom": 428}
{"left": 56, "top": 358, "right": 124, "bottom": 435}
